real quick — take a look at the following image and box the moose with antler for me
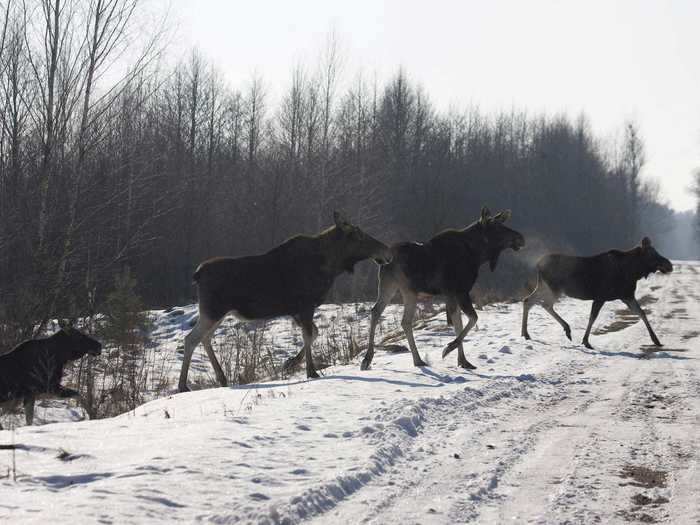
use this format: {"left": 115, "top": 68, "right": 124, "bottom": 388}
{"left": 178, "top": 212, "right": 392, "bottom": 391}
{"left": 361, "top": 207, "right": 525, "bottom": 371}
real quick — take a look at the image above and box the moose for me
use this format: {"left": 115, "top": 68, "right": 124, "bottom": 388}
{"left": 521, "top": 237, "right": 673, "bottom": 349}
{"left": 178, "top": 212, "right": 392, "bottom": 391}
{"left": 361, "top": 208, "right": 525, "bottom": 371}
{"left": 0, "top": 325, "right": 102, "bottom": 428}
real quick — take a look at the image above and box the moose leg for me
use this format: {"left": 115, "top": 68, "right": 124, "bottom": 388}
{"left": 179, "top": 312, "right": 219, "bottom": 392}
{"left": 443, "top": 294, "right": 478, "bottom": 369}
{"left": 542, "top": 304, "right": 572, "bottom": 341}
{"left": 522, "top": 275, "right": 565, "bottom": 340}
{"left": 23, "top": 395, "right": 35, "bottom": 426}
{"left": 445, "top": 297, "right": 477, "bottom": 369}
{"left": 445, "top": 297, "right": 462, "bottom": 353}
{"left": 295, "top": 310, "right": 320, "bottom": 379}
{"left": 201, "top": 319, "right": 227, "bottom": 387}
{"left": 521, "top": 285, "right": 538, "bottom": 339}
{"left": 282, "top": 339, "right": 305, "bottom": 373}
{"left": 400, "top": 291, "right": 427, "bottom": 367}
{"left": 623, "top": 297, "right": 662, "bottom": 347}
{"left": 582, "top": 300, "right": 604, "bottom": 349}
{"left": 361, "top": 271, "right": 399, "bottom": 371}
{"left": 532, "top": 280, "right": 571, "bottom": 341}
{"left": 282, "top": 349, "right": 304, "bottom": 373}
{"left": 282, "top": 314, "right": 306, "bottom": 373}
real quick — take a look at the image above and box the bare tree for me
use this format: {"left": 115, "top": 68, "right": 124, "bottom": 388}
{"left": 622, "top": 121, "right": 645, "bottom": 241}
{"left": 315, "top": 29, "right": 343, "bottom": 229}
{"left": 244, "top": 73, "right": 265, "bottom": 169}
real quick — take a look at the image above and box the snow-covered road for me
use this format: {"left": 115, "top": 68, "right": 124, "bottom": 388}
{"left": 1, "top": 262, "right": 698, "bottom": 524}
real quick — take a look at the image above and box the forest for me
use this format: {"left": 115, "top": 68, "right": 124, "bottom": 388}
{"left": 0, "top": 0, "right": 697, "bottom": 351}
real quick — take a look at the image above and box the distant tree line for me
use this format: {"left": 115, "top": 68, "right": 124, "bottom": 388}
{"left": 0, "top": 0, "right": 685, "bottom": 348}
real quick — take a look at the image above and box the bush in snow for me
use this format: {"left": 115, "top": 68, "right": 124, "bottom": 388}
{"left": 67, "top": 269, "right": 168, "bottom": 419}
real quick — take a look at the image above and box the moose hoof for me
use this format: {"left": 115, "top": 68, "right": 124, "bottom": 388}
{"left": 652, "top": 339, "right": 663, "bottom": 347}
{"left": 217, "top": 377, "right": 228, "bottom": 387}
{"left": 178, "top": 384, "right": 191, "bottom": 393}
{"left": 522, "top": 332, "right": 531, "bottom": 341}
{"left": 442, "top": 343, "right": 458, "bottom": 358}
{"left": 360, "top": 359, "right": 372, "bottom": 371}
{"left": 565, "top": 330, "right": 572, "bottom": 341}
{"left": 459, "top": 360, "right": 477, "bottom": 370}
{"left": 307, "top": 370, "right": 320, "bottom": 379}
{"left": 413, "top": 359, "right": 428, "bottom": 367}
{"left": 583, "top": 341, "right": 593, "bottom": 350}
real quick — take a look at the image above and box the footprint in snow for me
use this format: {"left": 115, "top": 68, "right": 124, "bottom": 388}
{"left": 498, "top": 346, "right": 512, "bottom": 354}
{"left": 296, "top": 424, "right": 311, "bottom": 431}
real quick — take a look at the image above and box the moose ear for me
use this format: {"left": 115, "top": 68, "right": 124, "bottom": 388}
{"left": 641, "top": 237, "right": 652, "bottom": 248}
{"left": 333, "top": 211, "right": 353, "bottom": 233}
{"left": 493, "top": 210, "right": 512, "bottom": 224}
{"left": 480, "top": 207, "right": 491, "bottom": 225}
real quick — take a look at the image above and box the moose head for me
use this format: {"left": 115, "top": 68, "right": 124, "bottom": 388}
{"left": 56, "top": 320, "right": 102, "bottom": 360}
{"left": 331, "top": 211, "right": 392, "bottom": 273}
{"left": 478, "top": 207, "right": 526, "bottom": 271}
{"left": 637, "top": 237, "right": 673, "bottom": 277}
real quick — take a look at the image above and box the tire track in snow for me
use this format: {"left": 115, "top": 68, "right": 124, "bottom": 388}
{"left": 306, "top": 344, "right": 603, "bottom": 524}
{"left": 310, "top": 265, "right": 696, "bottom": 524}
{"left": 471, "top": 263, "right": 699, "bottom": 524}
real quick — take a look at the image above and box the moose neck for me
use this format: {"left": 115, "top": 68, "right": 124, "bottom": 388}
{"left": 318, "top": 227, "right": 353, "bottom": 276}
{"left": 459, "top": 222, "right": 492, "bottom": 267}
{"left": 623, "top": 247, "right": 653, "bottom": 281}
{"left": 48, "top": 331, "right": 72, "bottom": 363}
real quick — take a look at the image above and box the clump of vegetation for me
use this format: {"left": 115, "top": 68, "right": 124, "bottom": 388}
{"left": 197, "top": 301, "right": 438, "bottom": 386}
{"left": 70, "top": 268, "right": 168, "bottom": 419}
{"left": 99, "top": 268, "right": 150, "bottom": 352}
{"left": 201, "top": 324, "right": 280, "bottom": 388}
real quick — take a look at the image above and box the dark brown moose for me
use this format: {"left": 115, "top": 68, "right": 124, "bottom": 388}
{"left": 0, "top": 325, "right": 102, "bottom": 427}
{"left": 362, "top": 208, "right": 525, "bottom": 371}
{"left": 521, "top": 237, "right": 673, "bottom": 348}
{"left": 178, "top": 212, "right": 392, "bottom": 391}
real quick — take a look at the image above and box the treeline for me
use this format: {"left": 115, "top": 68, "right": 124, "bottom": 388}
{"left": 0, "top": 1, "right": 677, "bottom": 347}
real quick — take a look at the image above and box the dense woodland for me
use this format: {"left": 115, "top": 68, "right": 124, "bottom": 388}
{"left": 0, "top": 0, "right": 697, "bottom": 350}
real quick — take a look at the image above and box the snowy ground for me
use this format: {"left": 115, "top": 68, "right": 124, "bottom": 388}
{"left": 1, "top": 262, "right": 698, "bottom": 524}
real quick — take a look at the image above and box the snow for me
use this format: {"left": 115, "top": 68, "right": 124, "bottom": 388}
{"left": 1, "top": 262, "right": 699, "bottom": 524}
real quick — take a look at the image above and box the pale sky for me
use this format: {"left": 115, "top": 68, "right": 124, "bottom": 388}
{"left": 167, "top": 0, "right": 700, "bottom": 211}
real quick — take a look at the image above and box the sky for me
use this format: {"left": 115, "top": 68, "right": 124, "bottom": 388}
{"left": 166, "top": 0, "right": 700, "bottom": 211}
